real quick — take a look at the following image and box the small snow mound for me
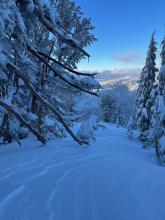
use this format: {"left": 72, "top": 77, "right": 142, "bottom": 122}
{"left": 77, "top": 115, "right": 97, "bottom": 143}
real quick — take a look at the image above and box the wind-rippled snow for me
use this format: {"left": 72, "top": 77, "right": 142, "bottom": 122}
{"left": 0, "top": 124, "right": 165, "bottom": 220}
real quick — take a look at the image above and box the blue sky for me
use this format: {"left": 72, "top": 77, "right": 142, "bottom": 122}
{"left": 75, "top": 0, "right": 165, "bottom": 71}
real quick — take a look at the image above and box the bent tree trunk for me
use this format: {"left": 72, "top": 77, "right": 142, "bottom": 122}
{"left": 5, "top": 62, "right": 83, "bottom": 145}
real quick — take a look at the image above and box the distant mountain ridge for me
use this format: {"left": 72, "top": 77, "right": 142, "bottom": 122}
{"left": 94, "top": 69, "right": 140, "bottom": 91}
{"left": 93, "top": 69, "right": 140, "bottom": 123}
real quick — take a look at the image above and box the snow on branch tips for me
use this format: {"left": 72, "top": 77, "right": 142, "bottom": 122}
{"left": 0, "top": 0, "right": 98, "bottom": 145}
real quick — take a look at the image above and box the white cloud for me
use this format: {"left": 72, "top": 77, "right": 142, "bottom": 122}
{"left": 114, "top": 52, "right": 144, "bottom": 64}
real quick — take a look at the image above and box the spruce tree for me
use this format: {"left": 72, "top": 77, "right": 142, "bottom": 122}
{"left": 128, "top": 33, "right": 158, "bottom": 144}
{"left": 150, "top": 35, "right": 165, "bottom": 161}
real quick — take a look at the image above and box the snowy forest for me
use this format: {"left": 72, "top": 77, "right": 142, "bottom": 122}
{"left": 0, "top": 1, "right": 165, "bottom": 220}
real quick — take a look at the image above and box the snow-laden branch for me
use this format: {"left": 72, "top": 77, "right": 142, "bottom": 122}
{"left": 27, "top": 45, "right": 98, "bottom": 97}
{"left": 33, "top": 0, "right": 90, "bottom": 58}
{"left": 37, "top": 51, "right": 97, "bottom": 77}
{"left": 0, "top": 100, "right": 46, "bottom": 144}
{"left": 5, "top": 62, "right": 83, "bottom": 145}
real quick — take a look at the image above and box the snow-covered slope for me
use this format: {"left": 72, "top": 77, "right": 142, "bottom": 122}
{"left": 0, "top": 124, "right": 165, "bottom": 220}
{"left": 95, "top": 69, "right": 139, "bottom": 91}
{"left": 101, "top": 76, "right": 138, "bottom": 91}
{"left": 95, "top": 70, "right": 138, "bottom": 124}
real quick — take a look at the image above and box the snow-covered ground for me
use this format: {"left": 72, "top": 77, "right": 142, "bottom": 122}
{"left": 0, "top": 124, "right": 165, "bottom": 220}
{"left": 95, "top": 69, "right": 139, "bottom": 92}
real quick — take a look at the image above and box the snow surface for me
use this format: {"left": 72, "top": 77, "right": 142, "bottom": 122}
{"left": 0, "top": 124, "right": 165, "bottom": 220}
{"left": 95, "top": 69, "right": 139, "bottom": 92}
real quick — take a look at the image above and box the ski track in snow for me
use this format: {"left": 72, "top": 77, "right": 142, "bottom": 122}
{"left": 0, "top": 124, "right": 165, "bottom": 220}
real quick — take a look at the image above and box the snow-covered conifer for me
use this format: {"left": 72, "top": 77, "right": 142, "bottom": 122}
{"left": 127, "top": 33, "right": 158, "bottom": 144}
{"left": 100, "top": 92, "right": 120, "bottom": 124}
{"left": 150, "top": 35, "right": 165, "bottom": 161}
{"left": 0, "top": 0, "right": 99, "bottom": 145}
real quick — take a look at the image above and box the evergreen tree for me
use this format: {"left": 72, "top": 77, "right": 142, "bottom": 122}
{"left": 100, "top": 92, "right": 120, "bottom": 124}
{"left": 0, "top": 0, "right": 99, "bottom": 145}
{"left": 150, "top": 35, "right": 165, "bottom": 161}
{"left": 54, "top": 0, "right": 96, "bottom": 69}
{"left": 127, "top": 33, "right": 158, "bottom": 144}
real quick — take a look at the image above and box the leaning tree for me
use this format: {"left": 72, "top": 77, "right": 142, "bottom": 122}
{"left": 0, "top": 0, "right": 100, "bottom": 145}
